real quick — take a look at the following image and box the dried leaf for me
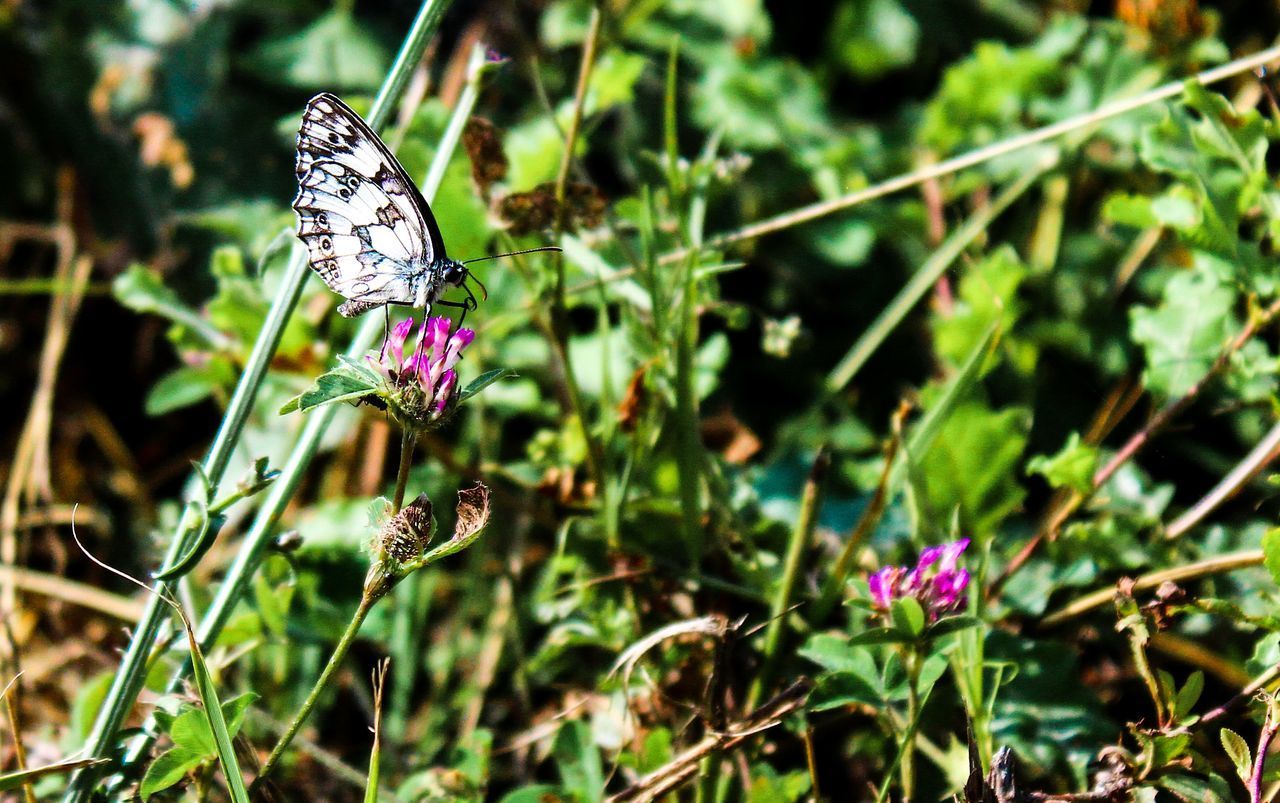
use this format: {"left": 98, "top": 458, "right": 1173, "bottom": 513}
{"left": 463, "top": 117, "right": 508, "bottom": 199}
{"left": 453, "top": 483, "right": 491, "bottom": 542}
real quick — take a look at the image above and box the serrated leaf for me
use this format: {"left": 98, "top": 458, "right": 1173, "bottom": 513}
{"left": 1027, "top": 432, "right": 1098, "bottom": 495}
{"left": 1130, "top": 263, "right": 1237, "bottom": 399}
{"left": 1220, "top": 728, "right": 1251, "bottom": 783}
{"left": 280, "top": 365, "right": 380, "bottom": 415}
{"left": 170, "top": 707, "right": 216, "bottom": 755}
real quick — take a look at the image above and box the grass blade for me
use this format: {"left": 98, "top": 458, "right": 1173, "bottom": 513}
{"left": 824, "top": 158, "right": 1054, "bottom": 395}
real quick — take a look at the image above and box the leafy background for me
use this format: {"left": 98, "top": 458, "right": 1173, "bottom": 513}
{"left": 8, "top": 0, "right": 1280, "bottom": 800}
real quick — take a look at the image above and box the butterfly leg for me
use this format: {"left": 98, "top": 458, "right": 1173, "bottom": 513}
{"left": 379, "top": 305, "right": 392, "bottom": 361}
{"left": 434, "top": 295, "right": 477, "bottom": 328}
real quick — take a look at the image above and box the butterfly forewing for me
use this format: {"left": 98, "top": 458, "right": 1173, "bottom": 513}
{"left": 292, "top": 93, "right": 444, "bottom": 316}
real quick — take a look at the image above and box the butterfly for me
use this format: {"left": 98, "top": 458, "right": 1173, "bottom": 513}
{"left": 292, "top": 92, "right": 556, "bottom": 320}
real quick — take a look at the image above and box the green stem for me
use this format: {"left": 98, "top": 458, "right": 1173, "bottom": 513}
{"left": 673, "top": 131, "right": 720, "bottom": 561}
{"left": 392, "top": 430, "right": 417, "bottom": 514}
{"left": 256, "top": 594, "right": 377, "bottom": 783}
{"left": 746, "top": 449, "right": 828, "bottom": 711}
{"left": 106, "top": 1, "right": 467, "bottom": 783}
{"left": 548, "top": 4, "right": 607, "bottom": 492}
{"left": 824, "top": 159, "right": 1053, "bottom": 394}
{"left": 901, "top": 650, "right": 921, "bottom": 801}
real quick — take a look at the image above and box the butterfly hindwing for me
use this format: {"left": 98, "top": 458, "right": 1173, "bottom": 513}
{"left": 292, "top": 93, "right": 444, "bottom": 316}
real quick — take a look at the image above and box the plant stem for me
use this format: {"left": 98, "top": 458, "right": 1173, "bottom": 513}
{"left": 666, "top": 41, "right": 1280, "bottom": 262}
{"left": 1250, "top": 700, "right": 1280, "bottom": 803}
{"left": 392, "top": 430, "right": 417, "bottom": 514}
{"left": 746, "top": 449, "right": 828, "bottom": 711}
{"left": 1040, "top": 549, "right": 1264, "bottom": 627}
{"left": 256, "top": 594, "right": 377, "bottom": 783}
{"left": 824, "top": 159, "right": 1052, "bottom": 394}
{"left": 901, "top": 650, "right": 922, "bottom": 801}
{"left": 547, "top": 3, "right": 607, "bottom": 492}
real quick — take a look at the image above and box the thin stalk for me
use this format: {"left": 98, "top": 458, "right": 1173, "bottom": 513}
{"left": 673, "top": 131, "right": 720, "bottom": 560}
{"left": 900, "top": 652, "right": 922, "bottom": 800}
{"left": 109, "top": 1, "right": 469, "bottom": 779}
{"left": 392, "top": 430, "right": 417, "bottom": 513}
{"left": 874, "top": 682, "right": 934, "bottom": 803}
{"left": 669, "top": 42, "right": 1280, "bottom": 261}
{"left": 1040, "top": 549, "right": 1264, "bottom": 627}
{"left": 548, "top": 3, "right": 607, "bottom": 491}
{"left": 824, "top": 157, "right": 1053, "bottom": 394}
{"left": 256, "top": 595, "right": 377, "bottom": 783}
{"left": 813, "top": 434, "right": 901, "bottom": 622}
{"left": 746, "top": 449, "right": 829, "bottom": 711}
{"left": 1164, "top": 419, "right": 1280, "bottom": 540}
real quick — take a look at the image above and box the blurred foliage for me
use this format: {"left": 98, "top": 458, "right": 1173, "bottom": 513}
{"left": 11, "top": 0, "right": 1280, "bottom": 800}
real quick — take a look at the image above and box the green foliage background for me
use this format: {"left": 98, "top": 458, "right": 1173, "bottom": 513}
{"left": 8, "top": 0, "right": 1280, "bottom": 799}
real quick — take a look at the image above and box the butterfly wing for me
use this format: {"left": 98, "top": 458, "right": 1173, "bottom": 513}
{"left": 292, "top": 93, "right": 446, "bottom": 316}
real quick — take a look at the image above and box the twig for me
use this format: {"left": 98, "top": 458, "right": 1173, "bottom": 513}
{"left": 1094, "top": 297, "right": 1280, "bottom": 490}
{"left": 1039, "top": 550, "right": 1263, "bottom": 627}
{"left": 0, "top": 565, "right": 144, "bottom": 622}
{"left": 662, "top": 42, "right": 1280, "bottom": 262}
{"left": 1, "top": 172, "right": 91, "bottom": 624}
{"left": 997, "top": 297, "right": 1280, "bottom": 593}
{"left": 1165, "top": 419, "right": 1280, "bottom": 540}
{"left": 607, "top": 679, "right": 812, "bottom": 802}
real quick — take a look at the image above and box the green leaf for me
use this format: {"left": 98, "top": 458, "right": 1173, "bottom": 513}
{"left": 1174, "top": 671, "right": 1204, "bottom": 722}
{"left": 1264, "top": 528, "right": 1280, "bottom": 587}
{"left": 498, "top": 787, "right": 566, "bottom": 803}
{"left": 280, "top": 360, "right": 380, "bottom": 415}
{"left": 1027, "top": 432, "right": 1098, "bottom": 495}
{"left": 1220, "top": 727, "right": 1252, "bottom": 783}
{"left": 145, "top": 365, "right": 224, "bottom": 416}
{"left": 849, "top": 627, "right": 912, "bottom": 647}
{"left": 798, "top": 634, "right": 875, "bottom": 675}
{"left": 552, "top": 719, "right": 603, "bottom": 803}
{"left": 826, "top": 0, "right": 919, "bottom": 79}
{"left": 114, "top": 263, "right": 230, "bottom": 349}
{"left": 169, "top": 707, "right": 216, "bottom": 755}
{"left": 890, "top": 597, "right": 925, "bottom": 637}
{"left": 914, "top": 400, "right": 1030, "bottom": 537}
{"left": 1103, "top": 192, "right": 1159, "bottom": 228}
{"left": 925, "top": 615, "right": 983, "bottom": 640}
{"left": 1130, "top": 261, "right": 1237, "bottom": 398}
{"left": 251, "top": 7, "right": 389, "bottom": 91}
{"left": 458, "top": 368, "right": 516, "bottom": 403}
{"left": 139, "top": 746, "right": 206, "bottom": 799}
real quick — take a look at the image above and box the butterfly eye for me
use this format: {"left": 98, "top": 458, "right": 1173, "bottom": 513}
{"left": 339, "top": 188, "right": 351, "bottom": 199}
{"left": 316, "top": 213, "right": 329, "bottom": 226}
{"left": 320, "top": 237, "right": 332, "bottom": 251}
{"left": 346, "top": 176, "right": 360, "bottom": 190}
{"left": 328, "top": 132, "right": 340, "bottom": 144}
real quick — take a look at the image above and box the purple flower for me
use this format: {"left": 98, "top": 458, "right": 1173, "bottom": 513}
{"left": 369, "top": 315, "right": 475, "bottom": 427}
{"left": 868, "top": 538, "right": 971, "bottom": 621}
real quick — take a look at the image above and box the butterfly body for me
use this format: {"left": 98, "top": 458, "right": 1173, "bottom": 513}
{"left": 292, "top": 93, "right": 470, "bottom": 317}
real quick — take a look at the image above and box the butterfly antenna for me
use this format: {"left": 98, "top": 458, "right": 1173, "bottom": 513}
{"left": 461, "top": 245, "right": 562, "bottom": 266}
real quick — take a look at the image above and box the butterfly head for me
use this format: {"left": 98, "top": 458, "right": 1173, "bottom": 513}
{"left": 440, "top": 259, "right": 469, "bottom": 288}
